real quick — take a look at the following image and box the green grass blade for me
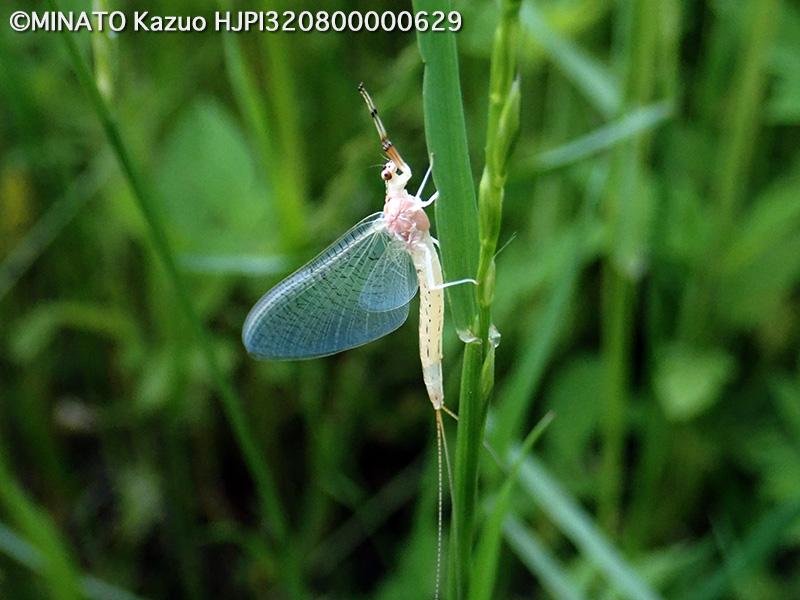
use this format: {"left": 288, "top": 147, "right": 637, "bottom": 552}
{"left": 0, "top": 522, "right": 150, "bottom": 600}
{"left": 515, "top": 455, "right": 663, "bottom": 600}
{"left": 91, "top": 0, "right": 113, "bottom": 103}
{"left": 416, "top": 1, "right": 524, "bottom": 597}
{"left": 218, "top": 10, "right": 308, "bottom": 249}
{"left": 713, "top": 0, "right": 781, "bottom": 232}
{"left": 679, "top": 499, "right": 800, "bottom": 600}
{"left": 527, "top": 101, "right": 672, "bottom": 172}
{"left": 520, "top": 0, "right": 621, "bottom": 117}
{"left": 46, "top": 0, "right": 287, "bottom": 542}
{"left": 0, "top": 456, "right": 82, "bottom": 600}
{"left": 493, "top": 164, "right": 607, "bottom": 451}
{"left": 470, "top": 412, "right": 554, "bottom": 600}
{"left": 414, "top": 2, "right": 479, "bottom": 334}
{"left": 0, "top": 163, "right": 107, "bottom": 302}
{"left": 414, "top": 5, "right": 482, "bottom": 596}
{"left": 503, "top": 516, "right": 587, "bottom": 600}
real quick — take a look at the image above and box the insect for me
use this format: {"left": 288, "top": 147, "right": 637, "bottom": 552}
{"left": 242, "top": 84, "right": 475, "bottom": 598}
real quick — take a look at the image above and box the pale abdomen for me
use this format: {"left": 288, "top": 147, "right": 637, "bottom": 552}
{"left": 413, "top": 235, "right": 445, "bottom": 409}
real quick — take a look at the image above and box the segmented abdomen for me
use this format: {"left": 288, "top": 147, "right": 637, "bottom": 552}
{"left": 412, "top": 234, "right": 445, "bottom": 410}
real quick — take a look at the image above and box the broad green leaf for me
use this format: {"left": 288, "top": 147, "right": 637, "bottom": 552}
{"left": 155, "top": 98, "right": 275, "bottom": 256}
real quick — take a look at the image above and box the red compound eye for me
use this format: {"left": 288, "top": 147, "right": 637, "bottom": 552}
{"left": 381, "top": 169, "right": 393, "bottom": 180}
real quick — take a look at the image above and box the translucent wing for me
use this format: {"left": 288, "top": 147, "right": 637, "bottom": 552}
{"left": 360, "top": 238, "right": 419, "bottom": 311}
{"left": 242, "top": 213, "right": 417, "bottom": 360}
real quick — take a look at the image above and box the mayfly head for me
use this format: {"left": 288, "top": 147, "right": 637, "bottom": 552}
{"left": 380, "top": 160, "right": 412, "bottom": 198}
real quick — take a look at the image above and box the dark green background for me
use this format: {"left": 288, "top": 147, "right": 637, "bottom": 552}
{"left": 1, "top": 0, "right": 799, "bottom": 598}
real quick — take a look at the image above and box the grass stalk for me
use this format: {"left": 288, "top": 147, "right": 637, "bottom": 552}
{"left": 47, "top": 0, "right": 288, "bottom": 543}
{"left": 413, "top": 1, "right": 479, "bottom": 334}
{"left": 678, "top": 499, "right": 800, "bottom": 600}
{"left": 0, "top": 445, "right": 82, "bottom": 600}
{"left": 257, "top": 0, "right": 309, "bottom": 247}
{"left": 598, "top": 269, "right": 633, "bottom": 533}
{"left": 416, "top": 0, "right": 521, "bottom": 596}
{"left": 713, "top": 0, "right": 781, "bottom": 233}
{"left": 0, "top": 521, "right": 149, "bottom": 600}
{"left": 218, "top": 0, "right": 309, "bottom": 249}
{"left": 515, "top": 456, "right": 663, "bottom": 600}
{"left": 676, "top": 0, "right": 779, "bottom": 348}
{"left": 413, "top": 0, "right": 479, "bottom": 594}
{"left": 493, "top": 162, "right": 608, "bottom": 451}
{"left": 470, "top": 413, "right": 554, "bottom": 600}
{"left": 599, "top": 0, "right": 659, "bottom": 533}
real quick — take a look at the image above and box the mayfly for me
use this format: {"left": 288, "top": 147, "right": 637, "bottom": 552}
{"left": 242, "top": 84, "right": 475, "bottom": 598}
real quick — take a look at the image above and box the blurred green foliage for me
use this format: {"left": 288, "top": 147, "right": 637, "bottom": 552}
{"left": 2, "top": 0, "right": 800, "bottom": 598}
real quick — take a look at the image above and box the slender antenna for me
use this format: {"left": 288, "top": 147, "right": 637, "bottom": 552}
{"left": 358, "top": 83, "right": 408, "bottom": 170}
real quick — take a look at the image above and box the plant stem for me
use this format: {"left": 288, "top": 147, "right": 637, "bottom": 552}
{"left": 599, "top": 0, "right": 659, "bottom": 533}
{"left": 48, "top": 0, "right": 288, "bottom": 543}
{"left": 417, "top": 0, "right": 522, "bottom": 596}
{"left": 0, "top": 443, "right": 82, "bottom": 600}
{"left": 414, "top": 2, "right": 480, "bottom": 591}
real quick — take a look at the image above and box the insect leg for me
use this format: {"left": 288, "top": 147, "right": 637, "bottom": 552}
{"left": 415, "top": 154, "right": 435, "bottom": 200}
{"left": 433, "top": 277, "right": 479, "bottom": 290}
{"left": 420, "top": 191, "right": 438, "bottom": 208}
{"left": 422, "top": 242, "right": 478, "bottom": 290}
